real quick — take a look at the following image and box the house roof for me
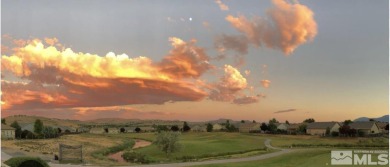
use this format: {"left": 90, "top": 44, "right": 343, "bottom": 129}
{"left": 21, "top": 123, "right": 34, "bottom": 132}
{"left": 307, "top": 122, "right": 339, "bottom": 129}
{"left": 90, "top": 127, "right": 104, "bottom": 131}
{"left": 349, "top": 122, "right": 378, "bottom": 130}
{"left": 239, "top": 123, "right": 260, "bottom": 129}
{"left": 1, "top": 124, "right": 15, "bottom": 130}
{"left": 376, "top": 122, "right": 388, "bottom": 129}
{"left": 287, "top": 123, "right": 301, "bottom": 129}
{"left": 275, "top": 123, "right": 288, "bottom": 127}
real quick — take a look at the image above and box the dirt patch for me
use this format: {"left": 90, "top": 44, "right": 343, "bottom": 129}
{"left": 133, "top": 139, "right": 151, "bottom": 149}
{"left": 107, "top": 151, "right": 126, "bottom": 163}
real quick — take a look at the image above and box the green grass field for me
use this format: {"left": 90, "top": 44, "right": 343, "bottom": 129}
{"left": 135, "top": 132, "right": 267, "bottom": 162}
{"left": 195, "top": 148, "right": 390, "bottom": 167}
{"left": 3, "top": 132, "right": 388, "bottom": 166}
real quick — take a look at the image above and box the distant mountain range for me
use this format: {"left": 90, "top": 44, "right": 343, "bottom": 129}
{"left": 354, "top": 115, "right": 389, "bottom": 122}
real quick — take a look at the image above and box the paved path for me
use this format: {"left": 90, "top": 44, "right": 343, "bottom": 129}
{"left": 129, "top": 139, "right": 294, "bottom": 167}
{"left": 4, "top": 139, "right": 296, "bottom": 167}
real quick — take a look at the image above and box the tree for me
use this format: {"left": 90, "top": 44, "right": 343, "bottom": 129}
{"left": 1, "top": 118, "right": 6, "bottom": 125}
{"left": 154, "top": 131, "right": 181, "bottom": 157}
{"left": 135, "top": 127, "right": 141, "bottom": 133}
{"left": 171, "top": 125, "right": 179, "bottom": 132}
{"left": 325, "top": 127, "right": 330, "bottom": 136}
{"left": 343, "top": 120, "right": 353, "bottom": 125}
{"left": 10, "top": 121, "right": 22, "bottom": 139}
{"left": 385, "top": 124, "right": 389, "bottom": 131}
{"left": 206, "top": 123, "right": 213, "bottom": 132}
{"left": 34, "top": 119, "right": 44, "bottom": 135}
{"left": 241, "top": 120, "right": 245, "bottom": 123}
{"left": 252, "top": 120, "right": 256, "bottom": 123}
{"left": 156, "top": 125, "right": 169, "bottom": 132}
{"left": 269, "top": 118, "right": 279, "bottom": 124}
{"left": 42, "top": 126, "right": 58, "bottom": 138}
{"left": 268, "top": 118, "right": 278, "bottom": 133}
{"left": 260, "top": 123, "right": 268, "bottom": 131}
{"left": 228, "top": 124, "right": 238, "bottom": 132}
{"left": 285, "top": 120, "right": 290, "bottom": 125}
{"left": 182, "top": 122, "right": 191, "bottom": 132}
{"left": 298, "top": 124, "right": 307, "bottom": 133}
{"left": 303, "top": 118, "right": 315, "bottom": 123}
{"left": 225, "top": 120, "right": 230, "bottom": 131}
{"left": 369, "top": 119, "right": 375, "bottom": 122}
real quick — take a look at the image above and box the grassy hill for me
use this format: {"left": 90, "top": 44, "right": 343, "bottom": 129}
{"left": 3, "top": 115, "right": 82, "bottom": 128}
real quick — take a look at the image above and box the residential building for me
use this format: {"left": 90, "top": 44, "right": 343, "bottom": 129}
{"left": 212, "top": 123, "right": 224, "bottom": 131}
{"left": 275, "top": 123, "right": 288, "bottom": 131}
{"left": 239, "top": 123, "right": 260, "bottom": 133}
{"left": 307, "top": 122, "right": 340, "bottom": 135}
{"left": 191, "top": 125, "right": 206, "bottom": 132}
{"left": 349, "top": 122, "right": 380, "bottom": 135}
{"left": 1, "top": 124, "right": 15, "bottom": 140}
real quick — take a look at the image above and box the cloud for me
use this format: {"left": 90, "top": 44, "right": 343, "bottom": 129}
{"left": 159, "top": 37, "right": 213, "bottom": 79}
{"left": 1, "top": 37, "right": 210, "bottom": 110}
{"left": 261, "top": 79, "right": 271, "bottom": 88}
{"left": 1, "top": 106, "right": 175, "bottom": 121}
{"left": 215, "top": 34, "right": 249, "bottom": 55}
{"left": 274, "top": 108, "right": 296, "bottom": 114}
{"left": 221, "top": 0, "right": 317, "bottom": 55}
{"left": 233, "top": 95, "right": 264, "bottom": 104}
{"left": 209, "top": 65, "right": 249, "bottom": 102}
{"left": 44, "top": 37, "right": 59, "bottom": 46}
{"left": 244, "top": 70, "right": 250, "bottom": 76}
{"left": 215, "top": 0, "right": 229, "bottom": 11}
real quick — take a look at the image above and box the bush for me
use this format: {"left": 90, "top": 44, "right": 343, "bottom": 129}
{"left": 331, "top": 131, "right": 339, "bottom": 137}
{"left": 4, "top": 157, "right": 49, "bottom": 167}
{"left": 122, "top": 151, "right": 151, "bottom": 164}
{"left": 91, "top": 139, "right": 135, "bottom": 161}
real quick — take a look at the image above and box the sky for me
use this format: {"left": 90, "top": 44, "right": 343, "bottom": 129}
{"left": 1, "top": 0, "right": 388, "bottom": 123}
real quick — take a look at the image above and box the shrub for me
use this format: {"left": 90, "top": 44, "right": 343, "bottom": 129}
{"left": 4, "top": 157, "right": 49, "bottom": 167}
{"left": 122, "top": 151, "right": 150, "bottom": 164}
{"left": 91, "top": 139, "right": 135, "bottom": 161}
{"left": 331, "top": 131, "right": 339, "bottom": 137}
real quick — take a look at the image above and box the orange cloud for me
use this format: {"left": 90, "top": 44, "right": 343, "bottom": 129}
{"left": 261, "top": 79, "right": 271, "bottom": 88}
{"left": 233, "top": 95, "right": 261, "bottom": 104}
{"left": 44, "top": 37, "right": 59, "bottom": 46}
{"left": 1, "top": 37, "right": 210, "bottom": 110}
{"left": 215, "top": 0, "right": 229, "bottom": 11}
{"left": 209, "top": 65, "right": 253, "bottom": 103}
{"left": 159, "top": 37, "right": 213, "bottom": 79}
{"left": 221, "top": 0, "right": 317, "bottom": 55}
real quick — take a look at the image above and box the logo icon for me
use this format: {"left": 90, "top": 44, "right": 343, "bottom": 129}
{"left": 331, "top": 151, "right": 352, "bottom": 165}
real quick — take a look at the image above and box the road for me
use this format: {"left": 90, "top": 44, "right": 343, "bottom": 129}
{"left": 2, "top": 139, "right": 295, "bottom": 167}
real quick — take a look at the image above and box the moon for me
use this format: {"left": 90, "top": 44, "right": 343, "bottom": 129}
{"left": 189, "top": 17, "right": 192, "bottom": 21}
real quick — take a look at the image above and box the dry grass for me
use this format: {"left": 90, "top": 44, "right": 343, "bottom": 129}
{"left": 2, "top": 133, "right": 124, "bottom": 164}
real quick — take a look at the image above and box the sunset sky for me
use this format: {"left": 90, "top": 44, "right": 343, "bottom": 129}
{"left": 1, "top": 0, "right": 388, "bottom": 123}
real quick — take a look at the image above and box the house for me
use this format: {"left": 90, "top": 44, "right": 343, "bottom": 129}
{"left": 212, "top": 123, "right": 224, "bottom": 131}
{"left": 287, "top": 123, "right": 301, "bottom": 134}
{"left": 1, "top": 124, "right": 15, "bottom": 140}
{"left": 136, "top": 127, "right": 155, "bottom": 132}
{"left": 55, "top": 126, "right": 76, "bottom": 133}
{"left": 89, "top": 127, "right": 105, "bottom": 134}
{"left": 76, "top": 127, "right": 90, "bottom": 133}
{"left": 275, "top": 123, "right": 288, "bottom": 131}
{"left": 239, "top": 123, "right": 260, "bottom": 133}
{"left": 349, "top": 122, "right": 381, "bottom": 135}
{"left": 191, "top": 125, "right": 206, "bottom": 132}
{"left": 307, "top": 122, "right": 340, "bottom": 136}
{"left": 120, "top": 127, "right": 136, "bottom": 133}
{"left": 107, "top": 128, "right": 119, "bottom": 134}
{"left": 376, "top": 122, "right": 389, "bottom": 134}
